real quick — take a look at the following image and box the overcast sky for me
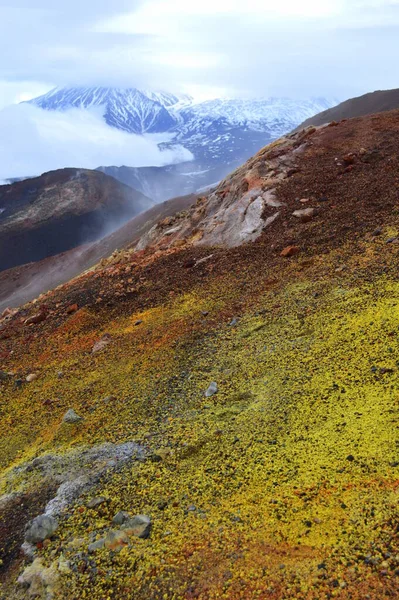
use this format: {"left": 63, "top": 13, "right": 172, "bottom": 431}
{"left": 0, "top": 0, "right": 398, "bottom": 180}
{"left": 0, "top": 0, "right": 398, "bottom": 107}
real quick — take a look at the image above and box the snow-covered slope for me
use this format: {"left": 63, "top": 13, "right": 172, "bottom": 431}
{"left": 29, "top": 87, "right": 184, "bottom": 134}
{"left": 180, "top": 97, "right": 337, "bottom": 135}
{"left": 28, "top": 87, "right": 339, "bottom": 200}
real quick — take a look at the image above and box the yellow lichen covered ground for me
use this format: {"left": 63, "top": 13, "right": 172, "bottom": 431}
{"left": 1, "top": 228, "right": 399, "bottom": 598}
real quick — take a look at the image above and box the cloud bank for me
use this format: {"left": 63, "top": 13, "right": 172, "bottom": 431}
{"left": 0, "top": 103, "right": 192, "bottom": 181}
{"left": 0, "top": 0, "right": 398, "bottom": 101}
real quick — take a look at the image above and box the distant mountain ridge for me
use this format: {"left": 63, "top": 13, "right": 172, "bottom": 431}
{"left": 295, "top": 88, "right": 399, "bottom": 130}
{"left": 29, "top": 87, "right": 338, "bottom": 200}
{"left": 0, "top": 168, "right": 153, "bottom": 271}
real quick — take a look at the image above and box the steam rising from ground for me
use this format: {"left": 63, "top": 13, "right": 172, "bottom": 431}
{"left": 0, "top": 103, "right": 193, "bottom": 181}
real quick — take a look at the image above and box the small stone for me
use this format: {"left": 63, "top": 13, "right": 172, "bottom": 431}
{"left": 57, "top": 371, "right": 64, "bottom": 379}
{"left": 26, "top": 373, "right": 38, "bottom": 383}
{"left": 112, "top": 511, "right": 130, "bottom": 526}
{"left": 287, "top": 167, "right": 300, "bottom": 177}
{"left": 229, "top": 318, "right": 238, "bottom": 326}
{"left": 87, "top": 496, "right": 107, "bottom": 509}
{"left": 205, "top": 382, "right": 218, "bottom": 397}
{"left": 183, "top": 259, "right": 196, "bottom": 269}
{"left": 0, "top": 370, "right": 11, "bottom": 381}
{"left": 92, "top": 334, "right": 112, "bottom": 354}
{"left": 157, "top": 501, "right": 168, "bottom": 511}
{"left": 134, "top": 320, "right": 143, "bottom": 326}
{"left": 102, "top": 395, "right": 116, "bottom": 405}
{"left": 122, "top": 514, "right": 152, "bottom": 539}
{"left": 201, "top": 311, "right": 209, "bottom": 316}
{"left": 346, "top": 454, "right": 355, "bottom": 462}
{"left": 187, "top": 505, "right": 196, "bottom": 512}
{"left": 24, "top": 311, "right": 46, "bottom": 326}
{"left": 58, "top": 554, "right": 71, "bottom": 574}
{"left": 66, "top": 304, "right": 78, "bottom": 314}
{"left": 372, "top": 227, "right": 382, "bottom": 236}
{"left": 62, "top": 409, "right": 83, "bottom": 424}
{"left": 292, "top": 207, "right": 315, "bottom": 221}
{"left": 88, "top": 538, "right": 105, "bottom": 553}
{"left": 280, "top": 246, "right": 300, "bottom": 257}
{"left": 343, "top": 153, "right": 356, "bottom": 165}
{"left": 386, "top": 237, "right": 399, "bottom": 244}
{"left": 104, "top": 530, "right": 129, "bottom": 551}
{"left": 25, "top": 515, "right": 58, "bottom": 544}
{"left": 299, "top": 198, "right": 310, "bottom": 203}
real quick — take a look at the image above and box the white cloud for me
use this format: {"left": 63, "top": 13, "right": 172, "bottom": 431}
{"left": 0, "top": 103, "right": 192, "bottom": 180}
{"left": 0, "top": 80, "right": 53, "bottom": 110}
{"left": 0, "top": 0, "right": 398, "bottom": 103}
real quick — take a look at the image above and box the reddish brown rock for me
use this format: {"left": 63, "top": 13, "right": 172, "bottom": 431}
{"left": 66, "top": 303, "right": 78, "bottom": 314}
{"left": 343, "top": 153, "right": 356, "bottom": 165}
{"left": 280, "top": 246, "right": 300, "bottom": 257}
{"left": 24, "top": 311, "right": 46, "bottom": 326}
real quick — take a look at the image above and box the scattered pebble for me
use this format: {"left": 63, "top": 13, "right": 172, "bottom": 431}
{"left": 280, "top": 246, "right": 300, "bottom": 257}
{"left": 205, "top": 382, "right": 218, "bottom": 397}
{"left": 92, "top": 334, "right": 112, "bottom": 354}
{"left": 24, "top": 311, "right": 46, "bottom": 326}
{"left": 62, "top": 409, "right": 83, "bottom": 424}
{"left": 26, "top": 373, "right": 38, "bottom": 383}
{"left": 87, "top": 496, "right": 108, "bottom": 509}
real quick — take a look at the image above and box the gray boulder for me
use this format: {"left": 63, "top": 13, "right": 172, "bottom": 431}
{"left": 25, "top": 514, "right": 58, "bottom": 544}
{"left": 122, "top": 514, "right": 152, "bottom": 539}
{"left": 112, "top": 510, "right": 130, "bottom": 526}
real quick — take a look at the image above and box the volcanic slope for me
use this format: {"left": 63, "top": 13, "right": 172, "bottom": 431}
{"left": 0, "top": 168, "right": 153, "bottom": 272}
{"left": 1, "top": 110, "right": 399, "bottom": 599}
{"left": 296, "top": 87, "right": 399, "bottom": 130}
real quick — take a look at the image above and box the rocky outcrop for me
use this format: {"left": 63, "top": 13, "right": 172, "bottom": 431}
{"left": 134, "top": 128, "right": 315, "bottom": 251}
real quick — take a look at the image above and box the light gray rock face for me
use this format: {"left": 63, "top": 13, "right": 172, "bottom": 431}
{"left": 132, "top": 130, "right": 316, "bottom": 252}
{"left": 62, "top": 409, "right": 83, "bottom": 424}
{"left": 194, "top": 188, "right": 280, "bottom": 248}
{"left": 205, "top": 382, "right": 218, "bottom": 397}
{"left": 25, "top": 514, "right": 58, "bottom": 544}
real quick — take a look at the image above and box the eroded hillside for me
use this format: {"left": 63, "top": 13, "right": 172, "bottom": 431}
{"left": 0, "top": 110, "right": 399, "bottom": 599}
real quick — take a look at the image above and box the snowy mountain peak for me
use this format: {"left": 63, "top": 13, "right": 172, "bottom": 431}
{"left": 28, "top": 87, "right": 182, "bottom": 134}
